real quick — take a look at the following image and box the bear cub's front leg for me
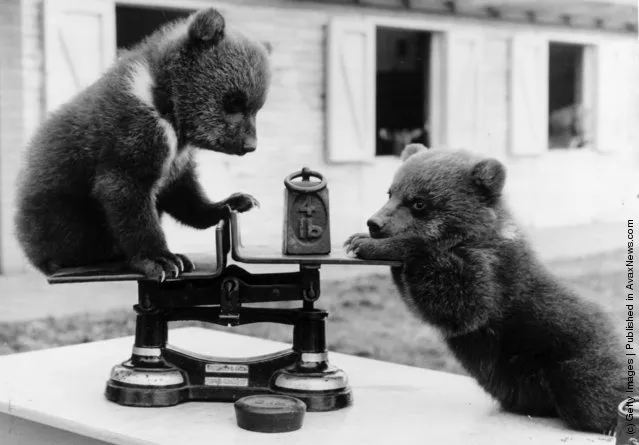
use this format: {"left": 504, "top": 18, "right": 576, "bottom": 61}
{"left": 344, "top": 233, "right": 410, "bottom": 261}
{"left": 128, "top": 189, "right": 259, "bottom": 281}
{"left": 13, "top": 7, "right": 273, "bottom": 280}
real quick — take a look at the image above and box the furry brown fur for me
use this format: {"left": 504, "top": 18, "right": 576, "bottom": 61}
{"left": 15, "top": 8, "right": 271, "bottom": 280}
{"left": 345, "top": 144, "right": 625, "bottom": 433}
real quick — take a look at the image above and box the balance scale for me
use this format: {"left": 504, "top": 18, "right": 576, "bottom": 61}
{"left": 47, "top": 169, "right": 400, "bottom": 412}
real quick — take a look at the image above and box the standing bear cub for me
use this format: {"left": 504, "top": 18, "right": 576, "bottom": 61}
{"left": 345, "top": 144, "right": 624, "bottom": 433}
{"left": 15, "top": 8, "right": 270, "bottom": 281}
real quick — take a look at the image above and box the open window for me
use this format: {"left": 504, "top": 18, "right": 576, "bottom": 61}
{"left": 376, "top": 28, "right": 431, "bottom": 157}
{"left": 327, "top": 17, "right": 486, "bottom": 162}
{"left": 510, "top": 35, "right": 633, "bottom": 157}
{"left": 116, "top": 5, "right": 193, "bottom": 54}
{"left": 327, "top": 18, "right": 446, "bottom": 163}
{"left": 547, "top": 42, "right": 594, "bottom": 150}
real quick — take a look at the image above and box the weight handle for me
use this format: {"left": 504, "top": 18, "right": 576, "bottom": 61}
{"left": 284, "top": 167, "right": 327, "bottom": 193}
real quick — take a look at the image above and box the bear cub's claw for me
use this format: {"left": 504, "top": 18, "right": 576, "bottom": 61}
{"left": 131, "top": 252, "right": 195, "bottom": 282}
{"left": 222, "top": 192, "right": 260, "bottom": 213}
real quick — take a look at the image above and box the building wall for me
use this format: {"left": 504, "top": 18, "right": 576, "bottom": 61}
{"left": 0, "top": 0, "right": 25, "bottom": 274}
{"left": 5, "top": 0, "right": 639, "bottom": 273}
{"left": 167, "top": 0, "right": 639, "bottom": 253}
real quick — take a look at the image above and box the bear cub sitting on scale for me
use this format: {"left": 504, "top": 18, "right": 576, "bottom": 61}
{"left": 15, "top": 8, "right": 270, "bottom": 281}
{"left": 345, "top": 144, "right": 624, "bottom": 433}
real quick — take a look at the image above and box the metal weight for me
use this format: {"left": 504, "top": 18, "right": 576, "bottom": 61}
{"left": 616, "top": 396, "right": 639, "bottom": 445}
{"left": 283, "top": 167, "right": 331, "bottom": 255}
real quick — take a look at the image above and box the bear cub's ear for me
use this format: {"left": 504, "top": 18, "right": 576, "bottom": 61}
{"left": 262, "top": 41, "right": 273, "bottom": 55}
{"left": 471, "top": 158, "right": 506, "bottom": 198}
{"left": 189, "top": 8, "right": 225, "bottom": 45}
{"left": 401, "top": 143, "right": 428, "bottom": 162}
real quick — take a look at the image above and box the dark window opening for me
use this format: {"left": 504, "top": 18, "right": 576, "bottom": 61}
{"left": 548, "top": 42, "right": 590, "bottom": 150}
{"left": 116, "top": 5, "right": 193, "bottom": 52}
{"left": 376, "top": 28, "right": 431, "bottom": 157}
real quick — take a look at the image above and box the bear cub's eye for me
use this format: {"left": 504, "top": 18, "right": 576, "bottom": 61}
{"left": 223, "top": 92, "right": 247, "bottom": 114}
{"left": 411, "top": 198, "right": 426, "bottom": 211}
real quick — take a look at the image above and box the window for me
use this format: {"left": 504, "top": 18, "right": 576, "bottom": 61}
{"left": 116, "top": 5, "right": 193, "bottom": 53}
{"left": 327, "top": 18, "right": 446, "bottom": 163}
{"left": 327, "top": 18, "right": 480, "bottom": 162}
{"left": 547, "top": 42, "right": 593, "bottom": 150}
{"left": 510, "top": 36, "right": 606, "bottom": 156}
{"left": 376, "top": 28, "right": 431, "bottom": 157}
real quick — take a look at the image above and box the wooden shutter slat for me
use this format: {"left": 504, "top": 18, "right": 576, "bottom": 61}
{"left": 595, "top": 40, "right": 634, "bottom": 154}
{"left": 444, "top": 31, "right": 483, "bottom": 150}
{"left": 45, "top": 0, "right": 116, "bottom": 113}
{"left": 509, "top": 34, "right": 548, "bottom": 156}
{"left": 326, "top": 17, "right": 374, "bottom": 163}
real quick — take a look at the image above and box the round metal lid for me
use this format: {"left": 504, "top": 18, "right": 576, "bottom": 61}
{"left": 234, "top": 395, "right": 306, "bottom": 433}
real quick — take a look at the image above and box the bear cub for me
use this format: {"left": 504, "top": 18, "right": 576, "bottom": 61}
{"left": 15, "top": 8, "right": 271, "bottom": 281}
{"left": 345, "top": 144, "right": 624, "bottom": 433}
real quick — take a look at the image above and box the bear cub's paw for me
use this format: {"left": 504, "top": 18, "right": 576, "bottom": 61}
{"left": 343, "top": 233, "right": 376, "bottom": 259}
{"left": 222, "top": 193, "right": 260, "bottom": 213}
{"left": 131, "top": 252, "right": 195, "bottom": 282}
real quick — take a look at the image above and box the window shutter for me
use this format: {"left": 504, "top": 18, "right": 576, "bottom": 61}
{"left": 509, "top": 34, "right": 548, "bottom": 156}
{"left": 594, "top": 40, "right": 634, "bottom": 154}
{"left": 442, "top": 31, "right": 482, "bottom": 150}
{"left": 326, "top": 17, "right": 375, "bottom": 163}
{"left": 44, "top": 0, "right": 116, "bottom": 113}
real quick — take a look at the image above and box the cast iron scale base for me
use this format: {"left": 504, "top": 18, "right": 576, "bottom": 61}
{"left": 47, "top": 213, "right": 399, "bottom": 412}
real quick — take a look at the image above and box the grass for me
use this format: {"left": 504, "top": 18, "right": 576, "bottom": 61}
{"left": 0, "top": 250, "right": 628, "bottom": 375}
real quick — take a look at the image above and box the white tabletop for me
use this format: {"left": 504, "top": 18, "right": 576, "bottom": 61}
{"left": 0, "top": 327, "right": 608, "bottom": 445}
